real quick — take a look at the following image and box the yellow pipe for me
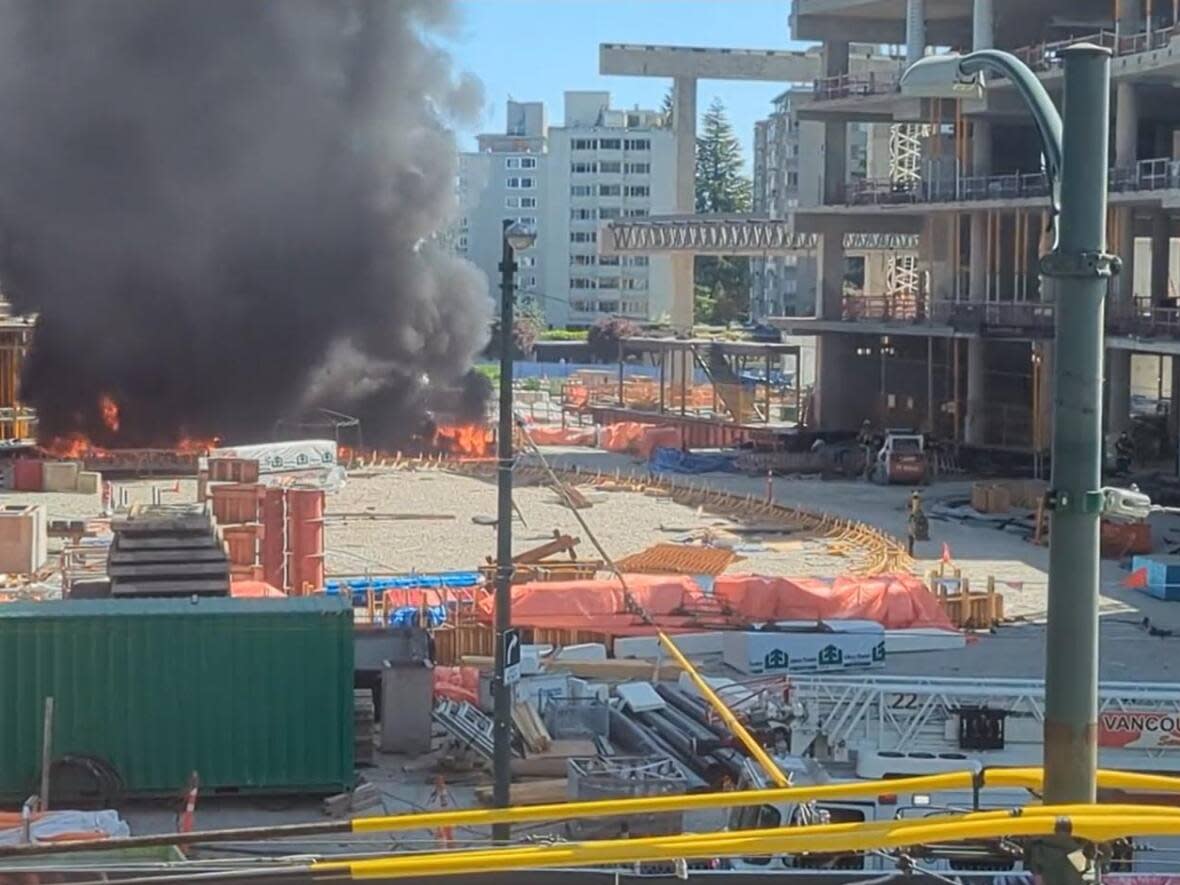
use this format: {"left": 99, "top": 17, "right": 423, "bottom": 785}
{"left": 347, "top": 767, "right": 1180, "bottom": 837}
{"left": 322, "top": 807, "right": 1180, "bottom": 879}
{"left": 655, "top": 630, "right": 790, "bottom": 787}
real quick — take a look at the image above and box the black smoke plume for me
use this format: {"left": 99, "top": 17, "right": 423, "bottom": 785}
{"left": 0, "top": 0, "right": 491, "bottom": 447}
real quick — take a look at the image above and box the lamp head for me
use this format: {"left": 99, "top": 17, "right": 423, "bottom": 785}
{"left": 505, "top": 221, "right": 537, "bottom": 252}
{"left": 899, "top": 54, "right": 984, "bottom": 99}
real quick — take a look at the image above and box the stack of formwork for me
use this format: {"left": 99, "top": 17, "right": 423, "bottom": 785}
{"left": 199, "top": 458, "right": 324, "bottom": 595}
{"left": 205, "top": 459, "right": 266, "bottom": 582}
{"left": 108, "top": 504, "right": 230, "bottom": 597}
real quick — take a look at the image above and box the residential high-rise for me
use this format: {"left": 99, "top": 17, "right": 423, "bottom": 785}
{"left": 543, "top": 91, "right": 677, "bottom": 327}
{"left": 455, "top": 100, "right": 548, "bottom": 319}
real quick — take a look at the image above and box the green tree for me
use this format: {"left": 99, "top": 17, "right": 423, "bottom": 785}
{"left": 660, "top": 87, "right": 674, "bottom": 126}
{"left": 694, "top": 98, "right": 752, "bottom": 324}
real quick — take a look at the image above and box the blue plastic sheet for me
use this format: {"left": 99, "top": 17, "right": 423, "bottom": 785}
{"left": 647, "top": 447, "right": 736, "bottom": 474}
{"left": 324, "top": 571, "right": 482, "bottom": 606}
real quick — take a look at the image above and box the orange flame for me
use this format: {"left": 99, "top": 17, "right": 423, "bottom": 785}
{"left": 99, "top": 394, "right": 120, "bottom": 433}
{"left": 435, "top": 423, "right": 493, "bottom": 458}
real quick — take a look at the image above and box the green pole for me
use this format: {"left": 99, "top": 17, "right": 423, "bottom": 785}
{"left": 1038, "top": 43, "right": 1116, "bottom": 884}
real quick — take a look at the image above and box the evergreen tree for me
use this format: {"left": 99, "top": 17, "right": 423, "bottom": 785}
{"left": 660, "top": 87, "right": 674, "bottom": 126}
{"left": 694, "top": 98, "right": 752, "bottom": 323}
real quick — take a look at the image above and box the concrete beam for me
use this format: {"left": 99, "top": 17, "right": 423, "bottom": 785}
{"left": 795, "top": 212, "right": 923, "bottom": 234}
{"left": 600, "top": 44, "right": 820, "bottom": 82}
{"left": 791, "top": 14, "right": 968, "bottom": 45}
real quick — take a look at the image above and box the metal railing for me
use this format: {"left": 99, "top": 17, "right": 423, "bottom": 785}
{"left": 812, "top": 25, "right": 1179, "bottom": 106}
{"left": 841, "top": 293, "right": 926, "bottom": 322}
{"left": 813, "top": 70, "right": 902, "bottom": 102}
{"left": 1107, "top": 299, "right": 1180, "bottom": 338}
{"left": 846, "top": 157, "right": 1180, "bottom": 206}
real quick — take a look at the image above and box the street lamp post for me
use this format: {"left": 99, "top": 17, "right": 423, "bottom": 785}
{"left": 903, "top": 45, "right": 1117, "bottom": 883}
{"left": 492, "top": 220, "right": 536, "bottom": 844}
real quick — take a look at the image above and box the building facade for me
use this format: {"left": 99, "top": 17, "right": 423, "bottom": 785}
{"left": 457, "top": 94, "right": 676, "bottom": 328}
{"left": 543, "top": 91, "right": 677, "bottom": 327}
{"left": 455, "top": 100, "right": 548, "bottom": 321}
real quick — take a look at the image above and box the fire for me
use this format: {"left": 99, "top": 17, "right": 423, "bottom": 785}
{"left": 434, "top": 423, "right": 493, "bottom": 458}
{"left": 43, "top": 433, "right": 94, "bottom": 459}
{"left": 99, "top": 394, "right": 120, "bottom": 433}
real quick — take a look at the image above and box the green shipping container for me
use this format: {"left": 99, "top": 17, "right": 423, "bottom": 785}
{"left": 0, "top": 596, "right": 354, "bottom": 798}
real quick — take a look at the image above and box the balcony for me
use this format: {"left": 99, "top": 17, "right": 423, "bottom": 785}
{"left": 844, "top": 157, "right": 1180, "bottom": 207}
{"left": 813, "top": 70, "right": 902, "bottom": 102}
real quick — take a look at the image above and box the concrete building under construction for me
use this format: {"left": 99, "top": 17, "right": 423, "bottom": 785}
{"left": 600, "top": 1, "right": 1180, "bottom": 457}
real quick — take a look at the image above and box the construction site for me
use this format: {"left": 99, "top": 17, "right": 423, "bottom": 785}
{"left": 6, "top": 1, "right": 1180, "bottom": 883}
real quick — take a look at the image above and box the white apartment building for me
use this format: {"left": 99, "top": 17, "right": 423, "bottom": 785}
{"left": 542, "top": 91, "right": 677, "bottom": 327}
{"left": 456, "top": 100, "right": 548, "bottom": 319}
{"left": 456, "top": 93, "right": 676, "bottom": 328}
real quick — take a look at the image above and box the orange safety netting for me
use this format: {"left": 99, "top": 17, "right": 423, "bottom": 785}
{"left": 714, "top": 573, "right": 953, "bottom": 630}
{"left": 477, "top": 574, "right": 705, "bottom": 631}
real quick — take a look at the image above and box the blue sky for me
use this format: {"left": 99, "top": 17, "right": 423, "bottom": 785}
{"left": 441, "top": 0, "right": 806, "bottom": 170}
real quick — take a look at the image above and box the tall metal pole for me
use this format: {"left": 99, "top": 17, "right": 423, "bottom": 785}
{"left": 492, "top": 226, "right": 517, "bottom": 843}
{"left": 1039, "top": 43, "right": 1115, "bottom": 884}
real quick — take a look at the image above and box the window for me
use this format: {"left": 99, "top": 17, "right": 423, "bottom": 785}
{"left": 572, "top": 138, "right": 598, "bottom": 150}
{"left": 570, "top": 277, "right": 596, "bottom": 289}
{"left": 598, "top": 255, "right": 620, "bottom": 266}
{"left": 505, "top": 196, "right": 521, "bottom": 208}
{"left": 570, "top": 231, "right": 597, "bottom": 243}
{"left": 524, "top": 275, "right": 537, "bottom": 287}
{"left": 628, "top": 256, "right": 649, "bottom": 267}
{"left": 521, "top": 157, "right": 537, "bottom": 169}
{"left": 624, "top": 207, "right": 648, "bottom": 217}
{"left": 622, "top": 300, "right": 644, "bottom": 315}
{"left": 570, "top": 184, "right": 593, "bottom": 197}
{"left": 599, "top": 161, "right": 621, "bottom": 174}
{"left": 505, "top": 157, "right": 521, "bottom": 169}
{"left": 625, "top": 162, "right": 650, "bottom": 174}
{"left": 572, "top": 254, "right": 596, "bottom": 266}
{"left": 519, "top": 255, "right": 537, "bottom": 268}
{"left": 787, "top": 171, "right": 799, "bottom": 188}
{"left": 505, "top": 177, "right": 535, "bottom": 189}
{"left": 572, "top": 299, "right": 594, "bottom": 312}
{"left": 598, "top": 300, "right": 619, "bottom": 312}
{"left": 624, "top": 138, "right": 650, "bottom": 151}
{"left": 517, "top": 196, "right": 537, "bottom": 208}
{"left": 627, "top": 113, "right": 641, "bottom": 127}
{"left": 571, "top": 208, "right": 597, "bottom": 220}
{"left": 457, "top": 235, "right": 468, "bottom": 249}
{"left": 459, "top": 216, "right": 468, "bottom": 228}
{"left": 598, "top": 276, "right": 620, "bottom": 290}
{"left": 598, "top": 207, "right": 621, "bottom": 220}
{"left": 622, "top": 277, "right": 648, "bottom": 291}
{"left": 571, "top": 161, "right": 598, "bottom": 174}
{"left": 599, "top": 138, "right": 621, "bottom": 150}
{"left": 517, "top": 216, "right": 536, "bottom": 226}
{"left": 598, "top": 184, "right": 621, "bottom": 197}
{"left": 625, "top": 185, "right": 649, "bottom": 198}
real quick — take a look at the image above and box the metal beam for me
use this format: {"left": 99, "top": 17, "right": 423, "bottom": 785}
{"left": 599, "top": 44, "right": 821, "bottom": 82}
{"left": 600, "top": 216, "right": 919, "bottom": 256}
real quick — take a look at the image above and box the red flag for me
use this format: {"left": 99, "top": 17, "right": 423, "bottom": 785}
{"left": 941, "top": 542, "right": 953, "bottom": 564}
{"left": 1124, "top": 567, "right": 1148, "bottom": 589}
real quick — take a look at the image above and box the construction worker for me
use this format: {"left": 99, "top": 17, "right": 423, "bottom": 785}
{"left": 857, "top": 419, "right": 876, "bottom": 481}
{"left": 907, "top": 490, "right": 929, "bottom": 558}
{"left": 1115, "top": 430, "right": 1135, "bottom": 475}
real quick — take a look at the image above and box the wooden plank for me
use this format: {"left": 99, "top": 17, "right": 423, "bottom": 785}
{"left": 474, "top": 778, "right": 568, "bottom": 807}
{"left": 113, "top": 535, "right": 221, "bottom": 550}
{"left": 110, "top": 548, "right": 229, "bottom": 564}
{"left": 111, "top": 579, "right": 229, "bottom": 596}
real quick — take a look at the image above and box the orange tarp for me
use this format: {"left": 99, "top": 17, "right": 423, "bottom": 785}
{"left": 597, "top": 422, "right": 684, "bottom": 457}
{"left": 477, "top": 574, "right": 705, "bottom": 630}
{"left": 433, "top": 666, "right": 480, "bottom": 705}
{"left": 714, "top": 573, "right": 954, "bottom": 630}
{"left": 524, "top": 425, "right": 597, "bottom": 446}
{"left": 229, "top": 580, "right": 285, "bottom": 598}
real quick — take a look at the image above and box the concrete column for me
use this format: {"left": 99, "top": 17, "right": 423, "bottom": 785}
{"left": 1118, "top": 0, "right": 1146, "bottom": 34}
{"left": 1169, "top": 356, "right": 1180, "bottom": 445}
{"left": 813, "top": 334, "right": 853, "bottom": 429}
{"left": 1108, "top": 350, "right": 1132, "bottom": 434}
{"left": 817, "top": 230, "right": 845, "bottom": 321}
{"left": 1116, "top": 82, "right": 1139, "bottom": 170}
{"left": 906, "top": 0, "right": 926, "bottom": 66}
{"left": 1152, "top": 211, "right": 1171, "bottom": 304}
{"left": 964, "top": 339, "right": 987, "bottom": 445}
{"left": 973, "top": 0, "right": 994, "bottom": 51}
{"left": 822, "top": 42, "right": 849, "bottom": 206}
{"left": 1036, "top": 342, "right": 1055, "bottom": 451}
{"left": 670, "top": 76, "right": 697, "bottom": 330}
{"left": 969, "top": 214, "right": 988, "bottom": 301}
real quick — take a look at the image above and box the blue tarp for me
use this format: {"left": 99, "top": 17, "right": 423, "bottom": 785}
{"left": 324, "top": 571, "right": 482, "bottom": 606}
{"left": 647, "top": 447, "right": 737, "bottom": 474}
{"left": 389, "top": 605, "right": 448, "bottom": 628}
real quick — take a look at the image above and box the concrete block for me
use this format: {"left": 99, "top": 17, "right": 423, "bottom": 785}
{"left": 554, "top": 643, "right": 607, "bottom": 662}
{"left": 615, "top": 681, "right": 666, "bottom": 713}
{"left": 379, "top": 664, "right": 433, "bottom": 755}
{"left": 76, "top": 471, "right": 102, "bottom": 496}
{"left": 0, "top": 504, "right": 48, "bottom": 574}
{"left": 42, "top": 460, "right": 81, "bottom": 493}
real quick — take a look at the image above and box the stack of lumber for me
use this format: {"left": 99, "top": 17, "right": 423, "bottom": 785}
{"left": 108, "top": 504, "right": 230, "bottom": 597}
{"left": 354, "top": 690, "right": 376, "bottom": 767}
{"left": 512, "top": 701, "right": 552, "bottom": 755}
{"left": 474, "top": 778, "right": 568, "bottom": 806}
